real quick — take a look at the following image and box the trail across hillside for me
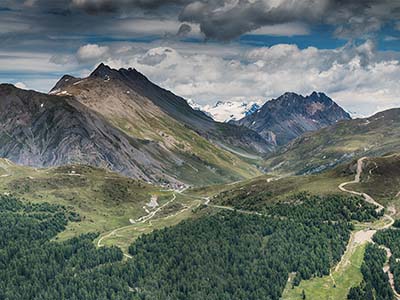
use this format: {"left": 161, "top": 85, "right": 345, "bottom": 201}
{"left": 339, "top": 157, "right": 400, "bottom": 299}
{"left": 97, "top": 193, "right": 177, "bottom": 249}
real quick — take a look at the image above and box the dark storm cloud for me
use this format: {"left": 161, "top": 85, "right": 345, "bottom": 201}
{"left": 179, "top": 0, "right": 400, "bottom": 40}
{"left": 68, "top": 0, "right": 400, "bottom": 40}
{"left": 1, "top": 0, "right": 399, "bottom": 40}
{"left": 71, "top": 0, "right": 191, "bottom": 13}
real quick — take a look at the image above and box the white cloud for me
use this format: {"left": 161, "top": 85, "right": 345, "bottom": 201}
{"left": 100, "top": 41, "right": 400, "bottom": 117}
{"left": 76, "top": 44, "right": 110, "bottom": 62}
{"left": 1, "top": 38, "right": 399, "bottom": 117}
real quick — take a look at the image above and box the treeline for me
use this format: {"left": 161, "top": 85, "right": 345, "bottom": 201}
{"left": 264, "top": 193, "right": 381, "bottom": 222}
{"left": 348, "top": 244, "right": 393, "bottom": 300}
{"left": 219, "top": 190, "right": 381, "bottom": 222}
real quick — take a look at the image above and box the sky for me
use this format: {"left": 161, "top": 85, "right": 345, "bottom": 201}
{"left": 1, "top": 0, "right": 400, "bottom": 116}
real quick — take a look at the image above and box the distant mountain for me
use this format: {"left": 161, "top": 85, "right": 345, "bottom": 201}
{"left": 0, "top": 64, "right": 277, "bottom": 186}
{"left": 263, "top": 108, "right": 400, "bottom": 175}
{"left": 188, "top": 100, "right": 263, "bottom": 122}
{"left": 234, "top": 92, "right": 351, "bottom": 146}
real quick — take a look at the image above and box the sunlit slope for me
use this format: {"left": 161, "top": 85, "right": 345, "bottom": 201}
{"left": 0, "top": 159, "right": 174, "bottom": 239}
{"left": 48, "top": 65, "right": 265, "bottom": 185}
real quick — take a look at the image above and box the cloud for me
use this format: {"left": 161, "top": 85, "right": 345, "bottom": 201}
{"left": 67, "top": 0, "right": 400, "bottom": 40}
{"left": 97, "top": 41, "right": 400, "bottom": 117}
{"left": 1, "top": 0, "right": 399, "bottom": 41}
{"left": 71, "top": 0, "right": 118, "bottom": 14}
{"left": 71, "top": 0, "right": 190, "bottom": 14}
{"left": 250, "top": 22, "right": 310, "bottom": 36}
{"left": 177, "top": 23, "right": 192, "bottom": 37}
{"left": 76, "top": 44, "right": 110, "bottom": 62}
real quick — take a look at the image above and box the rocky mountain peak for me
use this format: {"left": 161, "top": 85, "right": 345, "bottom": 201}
{"left": 89, "top": 63, "right": 149, "bottom": 84}
{"left": 234, "top": 91, "right": 351, "bottom": 146}
{"left": 89, "top": 63, "right": 117, "bottom": 79}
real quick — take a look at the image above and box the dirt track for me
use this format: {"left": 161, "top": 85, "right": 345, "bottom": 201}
{"left": 339, "top": 157, "right": 399, "bottom": 299}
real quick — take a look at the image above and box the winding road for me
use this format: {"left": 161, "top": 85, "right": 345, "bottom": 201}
{"left": 339, "top": 157, "right": 400, "bottom": 299}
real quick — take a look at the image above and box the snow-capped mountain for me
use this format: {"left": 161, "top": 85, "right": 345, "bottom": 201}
{"left": 188, "top": 100, "right": 263, "bottom": 122}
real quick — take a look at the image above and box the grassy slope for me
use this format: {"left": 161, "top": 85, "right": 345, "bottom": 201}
{"left": 203, "top": 166, "right": 354, "bottom": 210}
{"left": 347, "top": 153, "right": 400, "bottom": 215}
{"left": 99, "top": 193, "right": 204, "bottom": 253}
{"left": 114, "top": 114, "right": 263, "bottom": 186}
{"left": 63, "top": 77, "right": 262, "bottom": 186}
{"left": 264, "top": 108, "right": 400, "bottom": 175}
{"left": 0, "top": 159, "right": 207, "bottom": 254}
{"left": 0, "top": 159, "right": 176, "bottom": 239}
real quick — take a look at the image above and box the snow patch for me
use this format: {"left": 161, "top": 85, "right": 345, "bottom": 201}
{"left": 188, "top": 99, "right": 264, "bottom": 122}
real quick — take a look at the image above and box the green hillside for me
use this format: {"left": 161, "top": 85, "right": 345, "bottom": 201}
{"left": 347, "top": 153, "right": 400, "bottom": 213}
{"left": 0, "top": 159, "right": 176, "bottom": 239}
{"left": 264, "top": 108, "right": 400, "bottom": 175}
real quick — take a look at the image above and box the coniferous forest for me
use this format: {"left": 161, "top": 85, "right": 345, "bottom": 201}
{"left": 0, "top": 193, "right": 380, "bottom": 300}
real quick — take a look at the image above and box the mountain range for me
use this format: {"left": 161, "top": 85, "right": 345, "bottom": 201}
{"left": 1, "top": 64, "right": 274, "bottom": 187}
{"left": 0, "top": 63, "right": 383, "bottom": 186}
{"left": 264, "top": 107, "right": 400, "bottom": 175}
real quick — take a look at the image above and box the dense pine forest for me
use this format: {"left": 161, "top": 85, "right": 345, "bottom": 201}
{"left": 127, "top": 194, "right": 378, "bottom": 299}
{"left": 0, "top": 193, "right": 380, "bottom": 299}
{"left": 0, "top": 195, "right": 129, "bottom": 300}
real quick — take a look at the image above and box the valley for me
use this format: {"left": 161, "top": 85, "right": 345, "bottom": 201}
{"left": 2, "top": 148, "right": 399, "bottom": 299}
{"left": 1, "top": 65, "right": 400, "bottom": 299}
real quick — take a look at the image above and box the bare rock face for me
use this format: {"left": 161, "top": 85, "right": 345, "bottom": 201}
{"left": 0, "top": 84, "right": 181, "bottom": 184}
{"left": 234, "top": 92, "right": 351, "bottom": 146}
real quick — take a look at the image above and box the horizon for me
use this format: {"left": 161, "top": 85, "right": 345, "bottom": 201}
{"left": 3, "top": 61, "right": 393, "bottom": 119}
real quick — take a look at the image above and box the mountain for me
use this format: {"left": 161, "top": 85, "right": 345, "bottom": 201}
{"left": 51, "top": 64, "right": 271, "bottom": 155}
{"left": 188, "top": 100, "right": 263, "bottom": 122}
{"left": 264, "top": 108, "right": 400, "bottom": 175}
{"left": 0, "top": 83, "right": 184, "bottom": 184}
{"left": 234, "top": 92, "right": 351, "bottom": 146}
{"left": 0, "top": 73, "right": 265, "bottom": 186}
